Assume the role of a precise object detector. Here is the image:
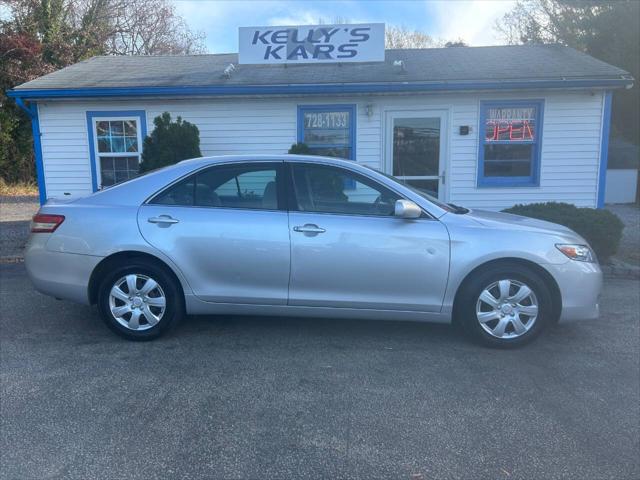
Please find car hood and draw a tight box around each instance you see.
[463,209,579,237]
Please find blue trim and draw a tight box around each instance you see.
[597,91,613,208]
[6,78,632,99]
[14,98,47,204]
[86,110,147,191]
[477,99,544,188]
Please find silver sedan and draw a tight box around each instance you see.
[25,155,602,347]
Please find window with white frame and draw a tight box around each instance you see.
[93,117,143,187]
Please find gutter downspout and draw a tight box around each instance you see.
[597,91,613,208]
[14,97,47,205]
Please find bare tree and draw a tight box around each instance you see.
[105,0,205,55]
[2,0,205,58]
[385,25,441,49]
[495,0,614,47]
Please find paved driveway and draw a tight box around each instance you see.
[0,195,38,259]
[1,264,638,480]
[607,204,640,266]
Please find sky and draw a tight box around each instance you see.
[173,0,517,53]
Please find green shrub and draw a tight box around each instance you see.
[288,142,312,154]
[503,202,624,262]
[139,113,202,172]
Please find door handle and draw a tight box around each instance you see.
[148,215,179,225]
[293,224,326,234]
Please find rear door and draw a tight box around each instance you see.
[287,162,450,312]
[138,162,290,305]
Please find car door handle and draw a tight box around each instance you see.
[148,215,179,225]
[293,224,326,234]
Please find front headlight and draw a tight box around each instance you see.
[555,244,596,263]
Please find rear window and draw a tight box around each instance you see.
[149,163,280,210]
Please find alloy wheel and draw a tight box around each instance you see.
[475,279,539,339]
[108,274,166,331]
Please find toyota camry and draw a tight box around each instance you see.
[25,155,602,347]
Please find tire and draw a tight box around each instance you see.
[97,260,184,340]
[455,264,553,348]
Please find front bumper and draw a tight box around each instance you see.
[24,235,102,305]
[547,260,603,322]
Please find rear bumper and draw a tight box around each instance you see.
[548,260,603,322]
[24,235,102,305]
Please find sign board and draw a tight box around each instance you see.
[238,23,385,64]
[485,106,537,142]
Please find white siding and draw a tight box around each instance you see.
[37,90,606,209]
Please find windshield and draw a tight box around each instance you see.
[361,165,458,213]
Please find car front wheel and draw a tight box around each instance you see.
[456,264,553,348]
[97,260,184,340]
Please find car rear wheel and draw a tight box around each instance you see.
[456,264,553,348]
[97,260,183,340]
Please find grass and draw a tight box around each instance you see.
[0,179,39,196]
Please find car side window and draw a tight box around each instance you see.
[291,164,400,216]
[150,164,280,210]
[196,166,278,209]
[150,176,195,206]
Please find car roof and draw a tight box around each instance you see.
[177,154,359,169]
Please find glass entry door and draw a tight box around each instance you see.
[385,110,447,200]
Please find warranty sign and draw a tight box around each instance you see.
[238,24,385,64]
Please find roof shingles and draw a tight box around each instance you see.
[13,44,632,91]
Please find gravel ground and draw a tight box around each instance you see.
[1,263,638,479]
[606,204,640,266]
[0,195,39,258]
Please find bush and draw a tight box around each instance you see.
[139,113,202,172]
[503,202,624,262]
[0,103,35,184]
[288,142,312,155]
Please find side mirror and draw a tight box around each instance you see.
[394,199,422,219]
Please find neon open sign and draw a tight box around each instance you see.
[485,106,537,142]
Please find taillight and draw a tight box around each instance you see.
[31,214,65,233]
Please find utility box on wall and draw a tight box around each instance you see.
[605,169,638,204]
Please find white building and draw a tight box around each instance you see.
[8,42,633,209]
